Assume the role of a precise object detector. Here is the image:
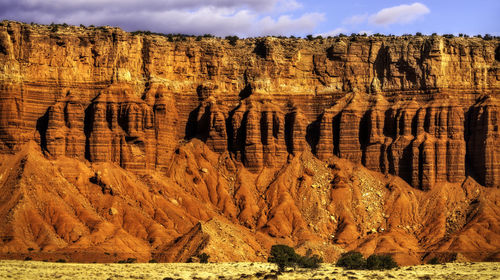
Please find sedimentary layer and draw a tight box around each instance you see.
[0,21,499,263]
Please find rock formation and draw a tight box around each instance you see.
[0,21,499,263]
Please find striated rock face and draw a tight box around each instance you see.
[467,96,500,187]
[45,91,86,158]
[230,97,287,171]
[0,21,498,187]
[0,21,499,263]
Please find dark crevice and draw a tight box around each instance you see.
[260,112,268,145]
[185,105,201,140]
[284,112,294,154]
[36,109,50,152]
[226,107,237,152]
[383,109,395,139]
[306,115,321,155]
[418,142,424,189]
[359,111,371,165]
[84,104,94,161]
[272,114,280,139]
[399,143,413,185]
[236,112,249,164]
[374,45,391,88]
[332,113,341,156]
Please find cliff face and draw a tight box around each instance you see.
[1,21,499,188]
[0,21,499,263]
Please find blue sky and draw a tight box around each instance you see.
[0,0,498,37]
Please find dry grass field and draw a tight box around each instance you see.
[0,260,499,280]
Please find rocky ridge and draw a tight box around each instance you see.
[0,21,499,263]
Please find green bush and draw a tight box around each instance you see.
[225,35,239,46]
[268,245,322,272]
[427,257,440,265]
[198,253,210,263]
[268,245,300,272]
[337,251,398,270]
[336,251,366,270]
[118,258,137,263]
[366,254,398,270]
[484,34,493,40]
[297,255,322,269]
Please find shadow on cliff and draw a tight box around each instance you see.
[35,110,49,153]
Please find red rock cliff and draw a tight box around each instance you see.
[1,21,498,187]
[0,21,499,263]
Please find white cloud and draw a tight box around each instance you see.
[0,0,318,37]
[369,2,430,26]
[342,14,368,25]
[340,2,430,29]
[258,13,324,36]
[316,27,347,37]
[0,0,291,13]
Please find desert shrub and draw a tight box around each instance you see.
[306,34,314,41]
[198,253,210,263]
[443,34,454,39]
[118,258,137,263]
[427,257,440,265]
[24,256,32,261]
[336,251,366,270]
[55,259,66,263]
[415,32,423,36]
[268,245,322,272]
[149,259,158,263]
[27,247,34,251]
[366,254,398,270]
[337,251,398,270]
[483,34,493,40]
[268,244,300,272]
[50,23,58,32]
[225,35,239,46]
[297,255,322,269]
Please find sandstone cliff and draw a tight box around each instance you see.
[0,21,499,263]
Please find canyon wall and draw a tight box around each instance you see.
[0,21,499,188]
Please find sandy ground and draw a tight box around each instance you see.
[0,260,499,280]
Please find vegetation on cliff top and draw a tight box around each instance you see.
[1,20,498,42]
